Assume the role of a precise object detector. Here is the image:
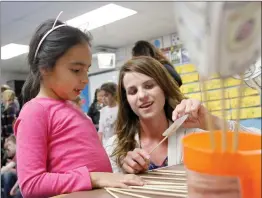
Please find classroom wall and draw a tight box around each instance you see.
[1,71,28,84]
[90,32,261,129]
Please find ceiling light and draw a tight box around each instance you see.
[93,52,116,69]
[66,3,137,31]
[1,43,29,60]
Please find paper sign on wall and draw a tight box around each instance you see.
[181,73,199,83]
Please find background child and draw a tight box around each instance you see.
[87,88,105,131]
[98,82,118,145]
[1,135,22,198]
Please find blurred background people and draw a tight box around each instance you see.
[87,88,105,131]
[98,83,118,145]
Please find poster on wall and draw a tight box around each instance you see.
[151,37,163,49]
[181,47,190,64]
[170,46,182,65]
[171,33,182,46]
[80,84,90,113]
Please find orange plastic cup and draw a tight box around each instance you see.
[183,131,261,198]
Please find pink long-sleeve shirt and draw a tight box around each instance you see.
[14,98,112,198]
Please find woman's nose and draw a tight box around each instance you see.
[138,89,148,100]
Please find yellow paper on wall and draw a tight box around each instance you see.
[226,87,239,98]
[244,87,258,96]
[210,74,220,79]
[205,79,222,90]
[175,64,196,74]
[207,100,230,111]
[231,96,261,108]
[181,82,200,94]
[181,73,199,83]
[202,89,229,101]
[225,78,241,87]
[185,92,202,101]
[212,110,231,120]
[231,107,261,119]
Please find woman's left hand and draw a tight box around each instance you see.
[172,99,210,130]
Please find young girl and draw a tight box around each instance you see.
[14,19,144,198]
[98,82,118,145]
[105,56,260,173]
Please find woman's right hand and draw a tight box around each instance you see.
[90,172,145,188]
[122,148,150,174]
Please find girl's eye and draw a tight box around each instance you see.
[71,69,80,73]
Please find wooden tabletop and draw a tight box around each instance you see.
[54,165,186,198]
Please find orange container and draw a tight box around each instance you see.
[183,131,261,198]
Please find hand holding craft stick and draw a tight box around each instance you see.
[149,114,189,155]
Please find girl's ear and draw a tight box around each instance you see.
[40,67,51,76]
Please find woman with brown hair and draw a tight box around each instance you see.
[105,56,259,174]
[132,40,182,87]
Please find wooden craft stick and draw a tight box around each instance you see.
[221,78,227,152]
[150,169,186,174]
[146,171,186,176]
[149,136,168,155]
[233,74,245,152]
[111,188,188,197]
[149,115,188,155]
[130,186,188,193]
[145,180,187,185]
[142,176,187,181]
[105,188,119,198]
[143,185,187,189]
[200,78,215,150]
[108,188,152,198]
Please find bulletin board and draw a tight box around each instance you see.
[161,44,261,127]
[175,63,261,121]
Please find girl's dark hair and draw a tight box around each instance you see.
[100,82,117,98]
[22,19,92,104]
[93,88,100,103]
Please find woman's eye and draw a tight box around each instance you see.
[128,89,137,95]
[145,84,154,89]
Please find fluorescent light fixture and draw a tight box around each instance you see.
[1,43,29,60]
[93,53,116,69]
[66,3,137,31]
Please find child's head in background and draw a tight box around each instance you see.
[4,135,16,158]
[73,95,82,108]
[22,19,92,104]
[100,82,117,107]
[2,89,15,103]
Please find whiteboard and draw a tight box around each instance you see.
[88,70,120,103]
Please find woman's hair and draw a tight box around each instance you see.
[100,82,117,99]
[22,19,92,104]
[111,56,185,167]
[2,89,15,102]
